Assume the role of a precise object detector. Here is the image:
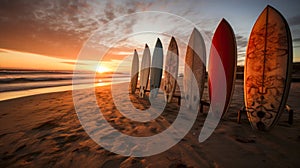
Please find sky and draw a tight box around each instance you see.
[0,0,299,72]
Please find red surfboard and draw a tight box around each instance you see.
[208,18,237,116]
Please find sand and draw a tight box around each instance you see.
[0,80,300,167]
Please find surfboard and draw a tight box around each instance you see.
[149,38,164,98]
[163,37,179,103]
[130,49,139,94]
[183,28,206,110]
[208,19,237,117]
[139,44,151,98]
[244,5,293,131]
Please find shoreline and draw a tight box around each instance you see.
[1,73,300,102]
[0,81,129,102]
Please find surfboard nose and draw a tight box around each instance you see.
[155,38,162,48]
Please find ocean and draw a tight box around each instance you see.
[0,69,130,101]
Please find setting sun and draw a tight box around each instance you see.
[96,65,111,73]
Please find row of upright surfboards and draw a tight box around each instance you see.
[130,37,179,100]
[130,5,293,131]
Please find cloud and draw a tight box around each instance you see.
[236,35,248,48]
[104,1,116,20]
[288,15,300,26]
[0,0,94,58]
[60,61,87,66]
[233,34,248,63]
[0,49,9,53]
[0,0,153,60]
[1,0,296,65]
[293,37,300,43]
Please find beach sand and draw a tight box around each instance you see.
[1,80,300,167]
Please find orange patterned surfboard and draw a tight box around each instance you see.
[244,5,293,131]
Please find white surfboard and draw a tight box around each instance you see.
[139,44,151,98]
[163,37,179,103]
[130,49,139,94]
[183,28,206,110]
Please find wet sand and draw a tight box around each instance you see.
[0,80,300,167]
